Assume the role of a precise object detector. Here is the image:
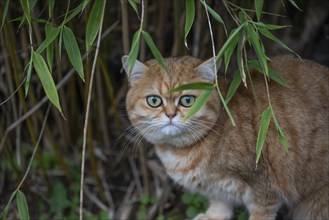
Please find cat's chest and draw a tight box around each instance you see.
[155,146,251,204]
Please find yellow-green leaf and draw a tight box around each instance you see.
[256,106,272,163]
[128,0,139,15]
[36,23,60,53]
[20,0,31,25]
[142,31,168,74]
[86,0,105,51]
[184,0,195,48]
[167,82,214,94]
[63,26,84,81]
[225,70,241,104]
[255,0,264,21]
[33,51,62,112]
[127,30,141,73]
[224,29,240,73]
[288,0,302,11]
[16,190,30,220]
[184,89,213,122]
[272,109,288,151]
[1,0,10,29]
[200,0,226,34]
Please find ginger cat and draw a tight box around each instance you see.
[122,55,329,220]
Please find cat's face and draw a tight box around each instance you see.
[123,56,220,148]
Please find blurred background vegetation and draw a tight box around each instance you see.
[0,0,328,219]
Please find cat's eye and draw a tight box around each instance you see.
[179,95,196,107]
[146,95,163,108]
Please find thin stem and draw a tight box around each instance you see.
[79,1,106,219]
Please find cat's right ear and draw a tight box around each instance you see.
[122,55,148,86]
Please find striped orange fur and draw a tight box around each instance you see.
[123,55,329,220]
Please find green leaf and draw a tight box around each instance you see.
[142,31,168,74]
[255,0,264,21]
[272,109,288,151]
[216,84,235,126]
[256,106,272,163]
[63,26,85,81]
[216,23,245,62]
[82,0,90,12]
[184,0,195,48]
[45,23,55,69]
[258,27,300,58]
[225,70,241,104]
[36,23,60,53]
[127,30,141,73]
[24,58,33,97]
[20,0,31,25]
[65,1,89,24]
[0,191,17,220]
[1,0,10,30]
[224,30,239,73]
[48,0,55,19]
[248,60,289,88]
[246,22,268,76]
[86,0,105,51]
[200,0,227,35]
[184,89,213,122]
[16,190,30,220]
[288,0,302,11]
[253,22,288,30]
[33,51,62,112]
[167,82,214,94]
[237,31,246,87]
[128,0,139,15]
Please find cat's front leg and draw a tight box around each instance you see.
[193,200,233,220]
[247,203,280,220]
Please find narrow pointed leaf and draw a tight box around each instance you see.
[226,70,241,104]
[65,1,88,24]
[184,89,213,122]
[256,106,272,163]
[0,191,17,219]
[258,27,300,58]
[45,23,55,69]
[127,30,141,73]
[82,0,90,11]
[33,51,62,112]
[63,26,84,81]
[128,0,139,15]
[200,0,226,34]
[272,110,288,151]
[20,0,31,25]
[255,0,264,21]
[142,31,168,74]
[216,24,245,62]
[248,60,289,88]
[24,58,33,97]
[86,0,105,51]
[48,0,55,19]
[224,29,240,73]
[253,22,288,30]
[167,82,214,94]
[16,190,30,220]
[246,23,268,75]
[36,24,60,53]
[1,0,10,29]
[288,0,302,11]
[184,0,195,48]
[237,32,247,87]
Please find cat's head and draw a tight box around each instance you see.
[123,56,221,148]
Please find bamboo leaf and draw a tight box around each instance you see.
[237,31,247,87]
[142,31,168,74]
[33,51,62,112]
[254,22,288,30]
[167,82,214,94]
[288,0,302,11]
[256,106,272,164]
[248,60,289,88]
[36,23,60,53]
[246,22,268,75]
[255,0,264,21]
[216,24,245,62]
[24,58,33,97]
[226,70,241,104]
[224,29,240,73]
[184,89,213,122]
[216,85,236,126]
[45,23,54,69]
[20,0,31,25]
[272,109,289,151]
[48,0,55,19]
[200,0,227,35]
[1,0,10,30]
[63,26,85,81]
[86,0,105,51]
[128,0,139,15]
[258,27,300,58]
[16,190,30,220]
[0,191,17,219]
[184,0,195,48]
[65,1,89,24]
[127,30,141,73]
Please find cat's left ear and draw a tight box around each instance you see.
[196,57,222,83]
[122,55,148,86]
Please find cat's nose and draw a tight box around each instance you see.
[165,112,177,119]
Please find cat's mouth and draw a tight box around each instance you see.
[160,123,181,136]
